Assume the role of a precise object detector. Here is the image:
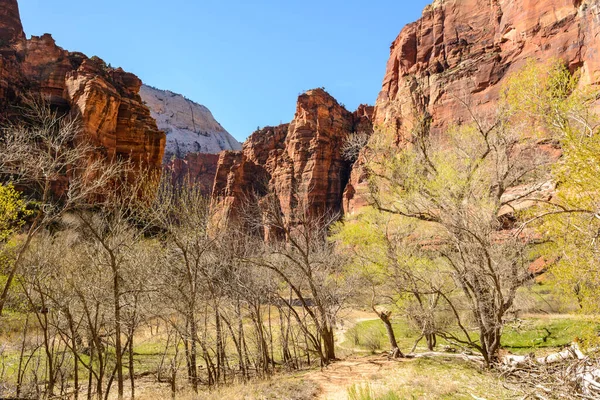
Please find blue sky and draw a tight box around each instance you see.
[18,0,431,142]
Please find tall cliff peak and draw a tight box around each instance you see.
[0,0,25,44]
[345,0,600,214]
[140,84,241,162]
[212,88,373,226]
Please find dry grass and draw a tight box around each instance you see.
[129,376,320,400]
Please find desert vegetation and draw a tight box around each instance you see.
[1,61,600,400]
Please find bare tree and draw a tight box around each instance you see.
[0,98,123,316]
[241,195,352,365]
[341,131,370,162]
[363,101,552,366]
[148,175,222,390]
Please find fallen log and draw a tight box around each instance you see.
[502,343,586,367]
[501,343,600,398]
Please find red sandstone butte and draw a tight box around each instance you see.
[212,89,373,224]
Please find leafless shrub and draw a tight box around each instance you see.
[0,97,126,316]
[341,131,370,162]
[502,355,600,399]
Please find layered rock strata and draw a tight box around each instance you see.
[0,0,165,170]
[212,89,373,225]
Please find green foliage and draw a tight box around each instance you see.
[506,60,600,318]
[335,58,595,362]
[0,183,29,242]
[347,316,595,356]
[501,58,584,137]
[502,318,599,354]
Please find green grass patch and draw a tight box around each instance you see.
[347,358,514,400]
[502,317,599,354]
[344,315,599,356]
[342,319,420,353]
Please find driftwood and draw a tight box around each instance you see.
[408,343,600,398]
[502,343,586,367]
[501,343,600,399]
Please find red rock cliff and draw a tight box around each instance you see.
[345,0,600,214]
[375,0,600,134]
[0,0,165,169]
[0,0,24,44]
[166,153,220,196]
[212,89,373,224]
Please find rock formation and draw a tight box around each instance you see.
[139,85,241,195]
[344,0,600,214]
[0,0,165,170]
[0,0,24,44]
[140,85,241,162]
[375,0,600,134]
[212,89,373,224]
[166,153,220,195]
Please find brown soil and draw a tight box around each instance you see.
[306,355,402,400]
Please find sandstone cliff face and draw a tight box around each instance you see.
[345,0,600,214]
[166,153,220,195]
[0,0,165,170]
[140,85,241,194]
[0,0,24,44]
[212,89,373,224]
[140,85,241,162]
[375,0,600,135]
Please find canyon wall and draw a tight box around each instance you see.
[7,0,599,218]
[140,85,241,195]
[0,0,165,170]
[212,89,373,224]
[213,0,600,220]
[344,0,600,214]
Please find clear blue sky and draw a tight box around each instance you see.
[18,0,431,142]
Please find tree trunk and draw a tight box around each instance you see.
[480,325,502,368]
[128,327,135,400]
[67,312,79,400]
[113,268,124,400]
[426,333,436,351]
[376,310,404,358]
[321,326,336,364]
[188,315,199,392]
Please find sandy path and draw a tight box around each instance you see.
[306,356,400,400]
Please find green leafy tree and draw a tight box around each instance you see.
[507,60,600,317]
[0,183,30,298]
[342,61,562,366]
[0,183,29,242]
[333,209,442,355]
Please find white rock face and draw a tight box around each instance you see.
[140,85,242,162]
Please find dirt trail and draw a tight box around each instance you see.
[306,356,402,400]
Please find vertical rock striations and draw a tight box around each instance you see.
[212,89,373,225]
[375,0,600,137]
[0,0,24,44]
[166,153,220,195]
